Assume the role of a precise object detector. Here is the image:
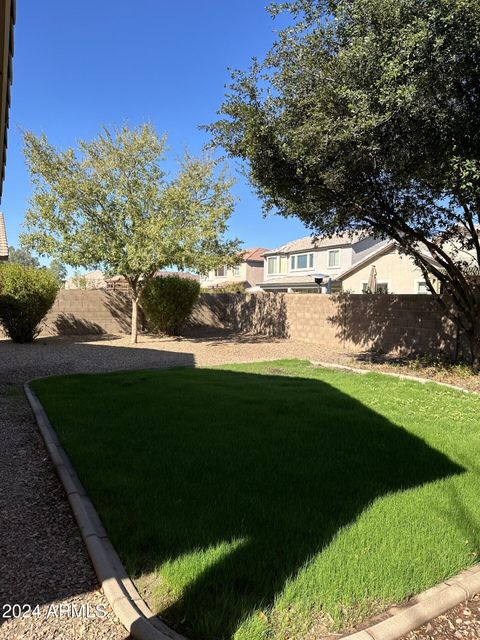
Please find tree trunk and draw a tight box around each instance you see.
[467,325,480,372]
[131,295,139,344]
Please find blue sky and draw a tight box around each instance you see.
[2,0,309,263]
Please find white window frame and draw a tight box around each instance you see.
[328,249,340,268]
[266,255,287,276]
[415,279,431,294]
[231,265,241,277]
[267,256,279,275]
[290,252,314,271]
[214,265,227,278]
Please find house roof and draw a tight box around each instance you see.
[259,274,321,287]
[0,0,15,199]
[155,270,199,280]
[263,232,366,256]
[241,247,269,261]
[0,211,7,258]
[105,271,199,282]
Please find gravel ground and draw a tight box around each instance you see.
[401,595,480,640]
[0,328,478,640]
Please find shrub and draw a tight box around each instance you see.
[209,282,247,294]
[141,275,201,335]
[0,264,59,342]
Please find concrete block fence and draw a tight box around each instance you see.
[39,289,464,359]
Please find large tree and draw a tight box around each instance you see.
[22,124,239,342]
[8,246,40,268]
[210,0,480,366]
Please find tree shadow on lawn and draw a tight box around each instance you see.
[35,366,465,640]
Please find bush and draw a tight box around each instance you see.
[209,282,247,294]
[141,275,201,336]
[0,264,59,342]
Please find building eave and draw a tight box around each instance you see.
[0,0,14,200]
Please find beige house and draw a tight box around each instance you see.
[0,211,7,260]
[337,241,440,294]
[260,233,385,292]
[200,248,268,291]
[65,270,107,290]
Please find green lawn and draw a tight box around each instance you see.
[31,360,480,640]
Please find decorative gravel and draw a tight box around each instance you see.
[401,595,480,640]
[0,328,478,639]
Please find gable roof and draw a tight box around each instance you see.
[241,247,269,261]
[0,211,7,258]
[263,232,367,256]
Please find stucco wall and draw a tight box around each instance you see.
[245,261,264,287]
[341,248,435,294]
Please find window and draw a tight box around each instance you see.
[232,266,240,277]
[416,281,431,294]
[377,282,389,294]
[362,282,389,294]
[291,252,314,270]
[267,256,278,275]
[267,255,287,275]
[200,273,208,281]
[214,265,227,277]
[328,249,340,268]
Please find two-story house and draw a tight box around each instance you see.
[260,233,384,292]
[200,248,268,291]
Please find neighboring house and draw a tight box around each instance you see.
[0,0,14,199]
[106,270,199,291]
[337,241,441,294]
[0,1,16,241]
[260,233,385,293]
[200,248,268,291]
[0,211,7,260]
[65,270,107,290]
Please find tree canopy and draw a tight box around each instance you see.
[210,0,480,365]
[22,124,240,342]
[8,246,40,268]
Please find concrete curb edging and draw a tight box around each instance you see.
[24,381,187,640]
[25,364,480,640]
[311,360,480,639]
[311,360,476,394]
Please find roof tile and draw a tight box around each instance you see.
[0,212,8,258]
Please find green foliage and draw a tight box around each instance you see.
[141,275,201,336]
[8,246,40,268]
[49,258,67,283]
[22,123,240,341]
[209,281,247,294]
[0,263,59,342]
[210,0,480,364]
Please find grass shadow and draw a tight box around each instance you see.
[31,364,465,639]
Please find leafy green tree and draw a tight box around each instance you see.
[22,124,239,342]
[49,258,67,284]
[210,0,480,366]
[8,246,40,268]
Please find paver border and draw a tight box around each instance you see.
[24,362,480,640]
